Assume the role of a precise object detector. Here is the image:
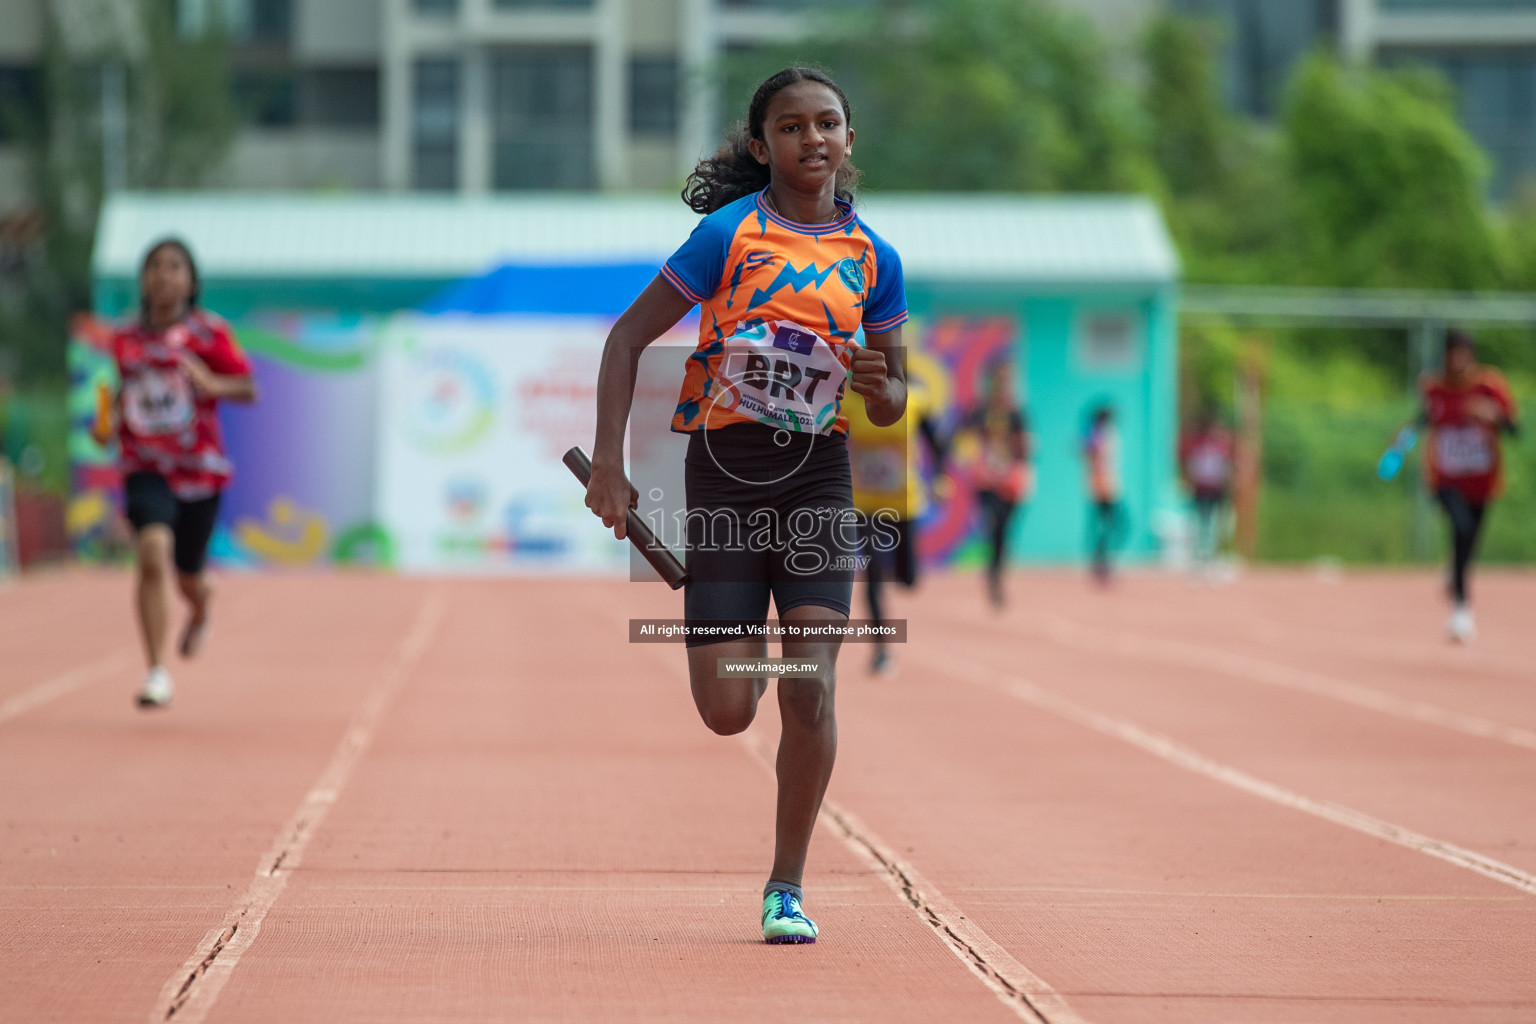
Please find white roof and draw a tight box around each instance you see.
[95,192,1179,286]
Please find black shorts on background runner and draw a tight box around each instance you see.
[124,471,222,575]
[683,423,855,648]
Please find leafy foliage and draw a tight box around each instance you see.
[1282,56,1504,292]
[724,0,1157,194]
[0,0,237,387]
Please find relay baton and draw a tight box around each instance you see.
[563,446,690,590]
[1376,426,1417,481]
[93,383,113,444]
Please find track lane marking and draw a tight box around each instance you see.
[1217,605,1536,680]
[0,647,139,727]
[148,584,448,1023]
[2,600,273,729]
[953,885,1523,901]
[942,607,1536,754]
[736,736,1090,1024]
[917,647,1536,897]
[622,624,1089,1024]
[817,796,1093,1024]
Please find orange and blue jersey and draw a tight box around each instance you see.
[661,188,908,435]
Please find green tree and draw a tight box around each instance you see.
[726,0,1158,195]
[1144,14,1227,199]
[0,0,237,386]
[1141,14,1290,287]
[1282,54,1505,291]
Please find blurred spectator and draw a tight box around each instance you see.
[1417,328,1519,644]
[1083,403,1124,586]
[1179,406,1234,577]
[848,360,945,673]
[958,362,1030,608]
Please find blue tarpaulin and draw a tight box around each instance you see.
[419,263,664,316]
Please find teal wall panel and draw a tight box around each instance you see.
[906,280,1179,565]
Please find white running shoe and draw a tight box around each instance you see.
[1447,604,1476,645]
[136,667,174,708]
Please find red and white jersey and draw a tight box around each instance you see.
[1179,427,1234,497]
[113,310,253,500]
[1421,368,1517,503]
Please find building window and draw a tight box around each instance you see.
[1076,311,1143,372]
[234,70,298,126]
[301,69,380,129]
[0,66,42,144]
[492,49,594,189]
[177,0,292,43]
[719,0,864,6]
[1382,1,1536,9]
[249,0,292,42]
[493,0,594,8]
[1170,0,1334,118]
[630,58,679,137]
[414,59,459,190]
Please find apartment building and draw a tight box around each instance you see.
[377,0,810,193]
[1,0,1533,204]
[1173,0,1536,194]
[1349,0,1536,195]
[0,0,821,202]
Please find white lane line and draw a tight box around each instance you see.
[987,610,1536,754]
[149,585,448,1023]
[1233,607,1536,681]
[737,738,1087,1024]
[917,648,1536,898]
[625,614,1091,1023]
[823,797,1087,1024]
[0,647,138,727]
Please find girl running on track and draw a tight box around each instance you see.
[1415,328,1518,643]
[92,239,257,707]
[586,67,908,944]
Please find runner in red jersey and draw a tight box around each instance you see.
[1179,407,1234,578]
[1418,329,1518,643]
[94,239,258,706]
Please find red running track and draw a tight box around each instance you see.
[1,567,1533,1022]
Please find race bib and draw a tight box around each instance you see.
[712,320,847,434]
[122,368,195,437]
[1436,425,1493,477]
[1188,447,1230,488]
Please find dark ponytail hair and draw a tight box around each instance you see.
[682,66,862,215]
[139,237,201,320]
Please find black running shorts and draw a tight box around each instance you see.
[124,471,222,575]
[682,423,855,648]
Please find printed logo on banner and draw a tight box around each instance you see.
[445,477,487,524]
[403,348,496,454]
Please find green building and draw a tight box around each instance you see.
[94,192,1180,565]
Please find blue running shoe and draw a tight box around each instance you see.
[762,890,818,944]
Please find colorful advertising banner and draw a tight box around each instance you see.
[68,314,389,568]
[910,316,1022,568]
[69,309,1022,574]
[375,315,633,573]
